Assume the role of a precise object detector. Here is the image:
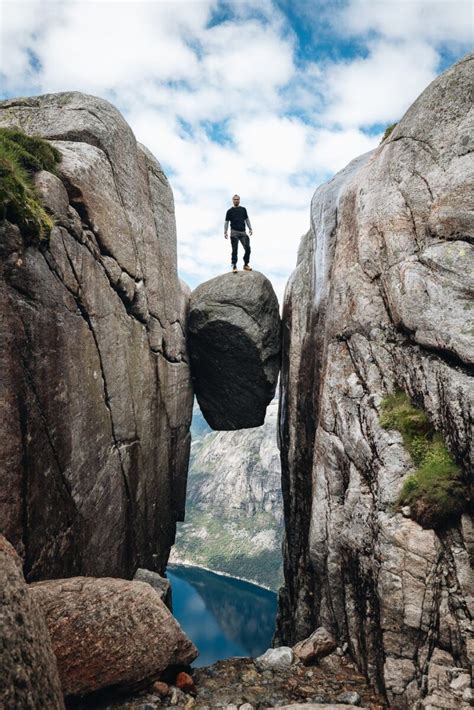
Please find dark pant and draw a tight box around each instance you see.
[231,232,251,265]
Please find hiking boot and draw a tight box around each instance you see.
[243,264,252,271]
[232,265,238,273]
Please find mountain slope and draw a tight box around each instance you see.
[170,401,283,591]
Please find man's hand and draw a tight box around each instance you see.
[224,233,228,239]
[249,229,253,236]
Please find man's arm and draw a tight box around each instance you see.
[245,215,253,236]
[224,209,231,238]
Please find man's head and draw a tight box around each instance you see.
[232,194,240,206]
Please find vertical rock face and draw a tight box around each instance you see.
[0,536,64,709]
[277,55,473,709]
[0,92,193,580]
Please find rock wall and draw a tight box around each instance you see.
[0,93,193,581]
[0,536,64,709]
[277,55,473,708]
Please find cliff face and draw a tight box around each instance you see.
[0,93,193,581]
[277,55,473,709]
[170,401,284,590]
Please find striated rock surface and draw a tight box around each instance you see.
[0,92,193,580]
[277,55,473,709]
[29,576,198,697]
[0,536,64,709]
[188,271,280,430]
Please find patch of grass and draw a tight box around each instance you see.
[0,127,61,242]
[380,390,467,528]
[380,122,397,143]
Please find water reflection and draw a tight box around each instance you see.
[168,564,277,667]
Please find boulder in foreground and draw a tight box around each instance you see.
[29,576,198,697]
[293,627,337,664]
[188,271,280,430]
[0,536,64,709]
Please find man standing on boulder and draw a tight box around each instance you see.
[224,194,253,273]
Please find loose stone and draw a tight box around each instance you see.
[255,647,294,672]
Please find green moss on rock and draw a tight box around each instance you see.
[0,127,61,242]
[380,122,397,143]
[380,390,467,528]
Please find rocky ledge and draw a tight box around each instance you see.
[73,652,386,709]
[188,271,280,430]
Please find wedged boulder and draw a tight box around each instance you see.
[29,576,198,697]
[0,536,64,709]
[188,271,280,430]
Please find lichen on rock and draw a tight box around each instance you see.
[0,127,60,241]
[380,389,467,528]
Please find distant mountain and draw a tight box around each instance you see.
[170,401,283,591]
[190,402,212,440]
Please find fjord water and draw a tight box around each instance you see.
[167,564,277,667]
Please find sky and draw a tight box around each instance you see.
[1,0,472,302]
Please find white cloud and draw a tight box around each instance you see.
[0,1,51,90]
[231,115,308,174]
[342,0,473,44]
[36,1,210,93]
[201,19,295,91]
[308,127,380,174]
[322,39,439,127]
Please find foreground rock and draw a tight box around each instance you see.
[0,92,192,580]
[133,568,171,607]
[75,653,384,708]
[0,536,64,709]
[276,54,473,709]
[255,647,294,671]
[29,576,198,697]
[188,271,280,429]
[273,705,361,710]
[293,628,337,664]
